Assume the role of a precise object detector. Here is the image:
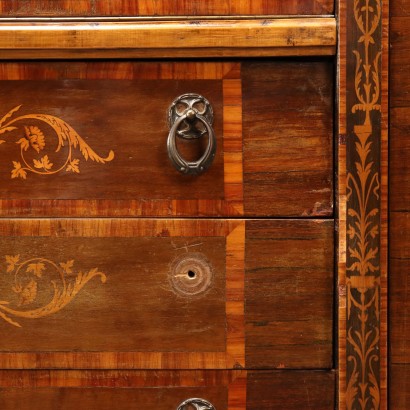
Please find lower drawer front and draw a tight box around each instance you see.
[0,219,333,370]
[0,370,335,410]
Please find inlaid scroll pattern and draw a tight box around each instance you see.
[346,0,381,409]
[0,256,107,328]
[0,105,114,179]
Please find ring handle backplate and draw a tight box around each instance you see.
[167,93,217,176]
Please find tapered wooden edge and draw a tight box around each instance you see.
[0,18,336,58]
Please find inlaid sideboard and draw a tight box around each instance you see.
[0,1,394,409]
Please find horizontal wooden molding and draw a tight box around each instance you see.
[0,18,336,59]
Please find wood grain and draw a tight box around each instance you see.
[242,60,334,217]
[0,369,337,410]
[390,5,409,410]
[390,365,410,410]
[0,219,245,370]
[0,0,334,16]
[0,19,337,59]
[0,370,246,410]
[337,1,348,407]
[246,371,335,410]
[245,220,334,369]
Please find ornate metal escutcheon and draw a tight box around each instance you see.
[176,398,216,410]
[167,93,216,176]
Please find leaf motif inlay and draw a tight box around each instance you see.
[0,256,107,328]
[0,105,114,179]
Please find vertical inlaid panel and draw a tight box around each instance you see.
[339,0,388,408]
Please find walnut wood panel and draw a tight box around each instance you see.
[390,365,410,410]
[0,0,334,16]
[0,60,334,218]
[0,219,245,369]
[0,370,246,410]
[245,220,334,369]
[242,60,334,217]
[0,19,337,59]
[390,6,409,410]
[390,108,410,211]
[247,371,335,410]
[391,0,410,16]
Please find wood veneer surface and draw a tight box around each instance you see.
[390,7,410,409]
[245,219,334,369]
[242,60,334,217]
[0,0,334,16]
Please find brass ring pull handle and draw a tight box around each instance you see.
[176,398,216,410]
[167,93,216,175]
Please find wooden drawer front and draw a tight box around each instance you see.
[0,1,334,17]
[0,371,244,410]
[0,370,336,410]
[0,60,333,218]
[0,219,333,370]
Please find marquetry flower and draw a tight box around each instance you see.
[33,155,53,171]
[11,161,27,180]
[26,262,46,278]
[12,279,38,306]
[26,125,46,152]
[60,260,74,274]
[5,255,20,273]
[66,159,80,173]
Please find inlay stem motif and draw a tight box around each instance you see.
[0,256,107,328]
[0,105,114,179]
[346,0,382,409]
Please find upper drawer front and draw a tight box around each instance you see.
[0,1,334,16]
[0,60,333,217]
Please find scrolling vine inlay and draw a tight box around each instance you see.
[0,105,114,179]
[0,256,107,328]
[346,0,382,408]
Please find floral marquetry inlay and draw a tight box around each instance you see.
[0,255,107,328]
[0,105,114,179]
[346,0,382,409]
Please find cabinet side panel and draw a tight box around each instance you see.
[390,6,409,410]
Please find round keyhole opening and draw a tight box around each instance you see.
[169,253,213,297]
[187,270,196,279]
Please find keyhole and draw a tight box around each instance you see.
[187,270,196,279]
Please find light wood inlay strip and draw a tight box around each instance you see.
[0,18,336,58]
